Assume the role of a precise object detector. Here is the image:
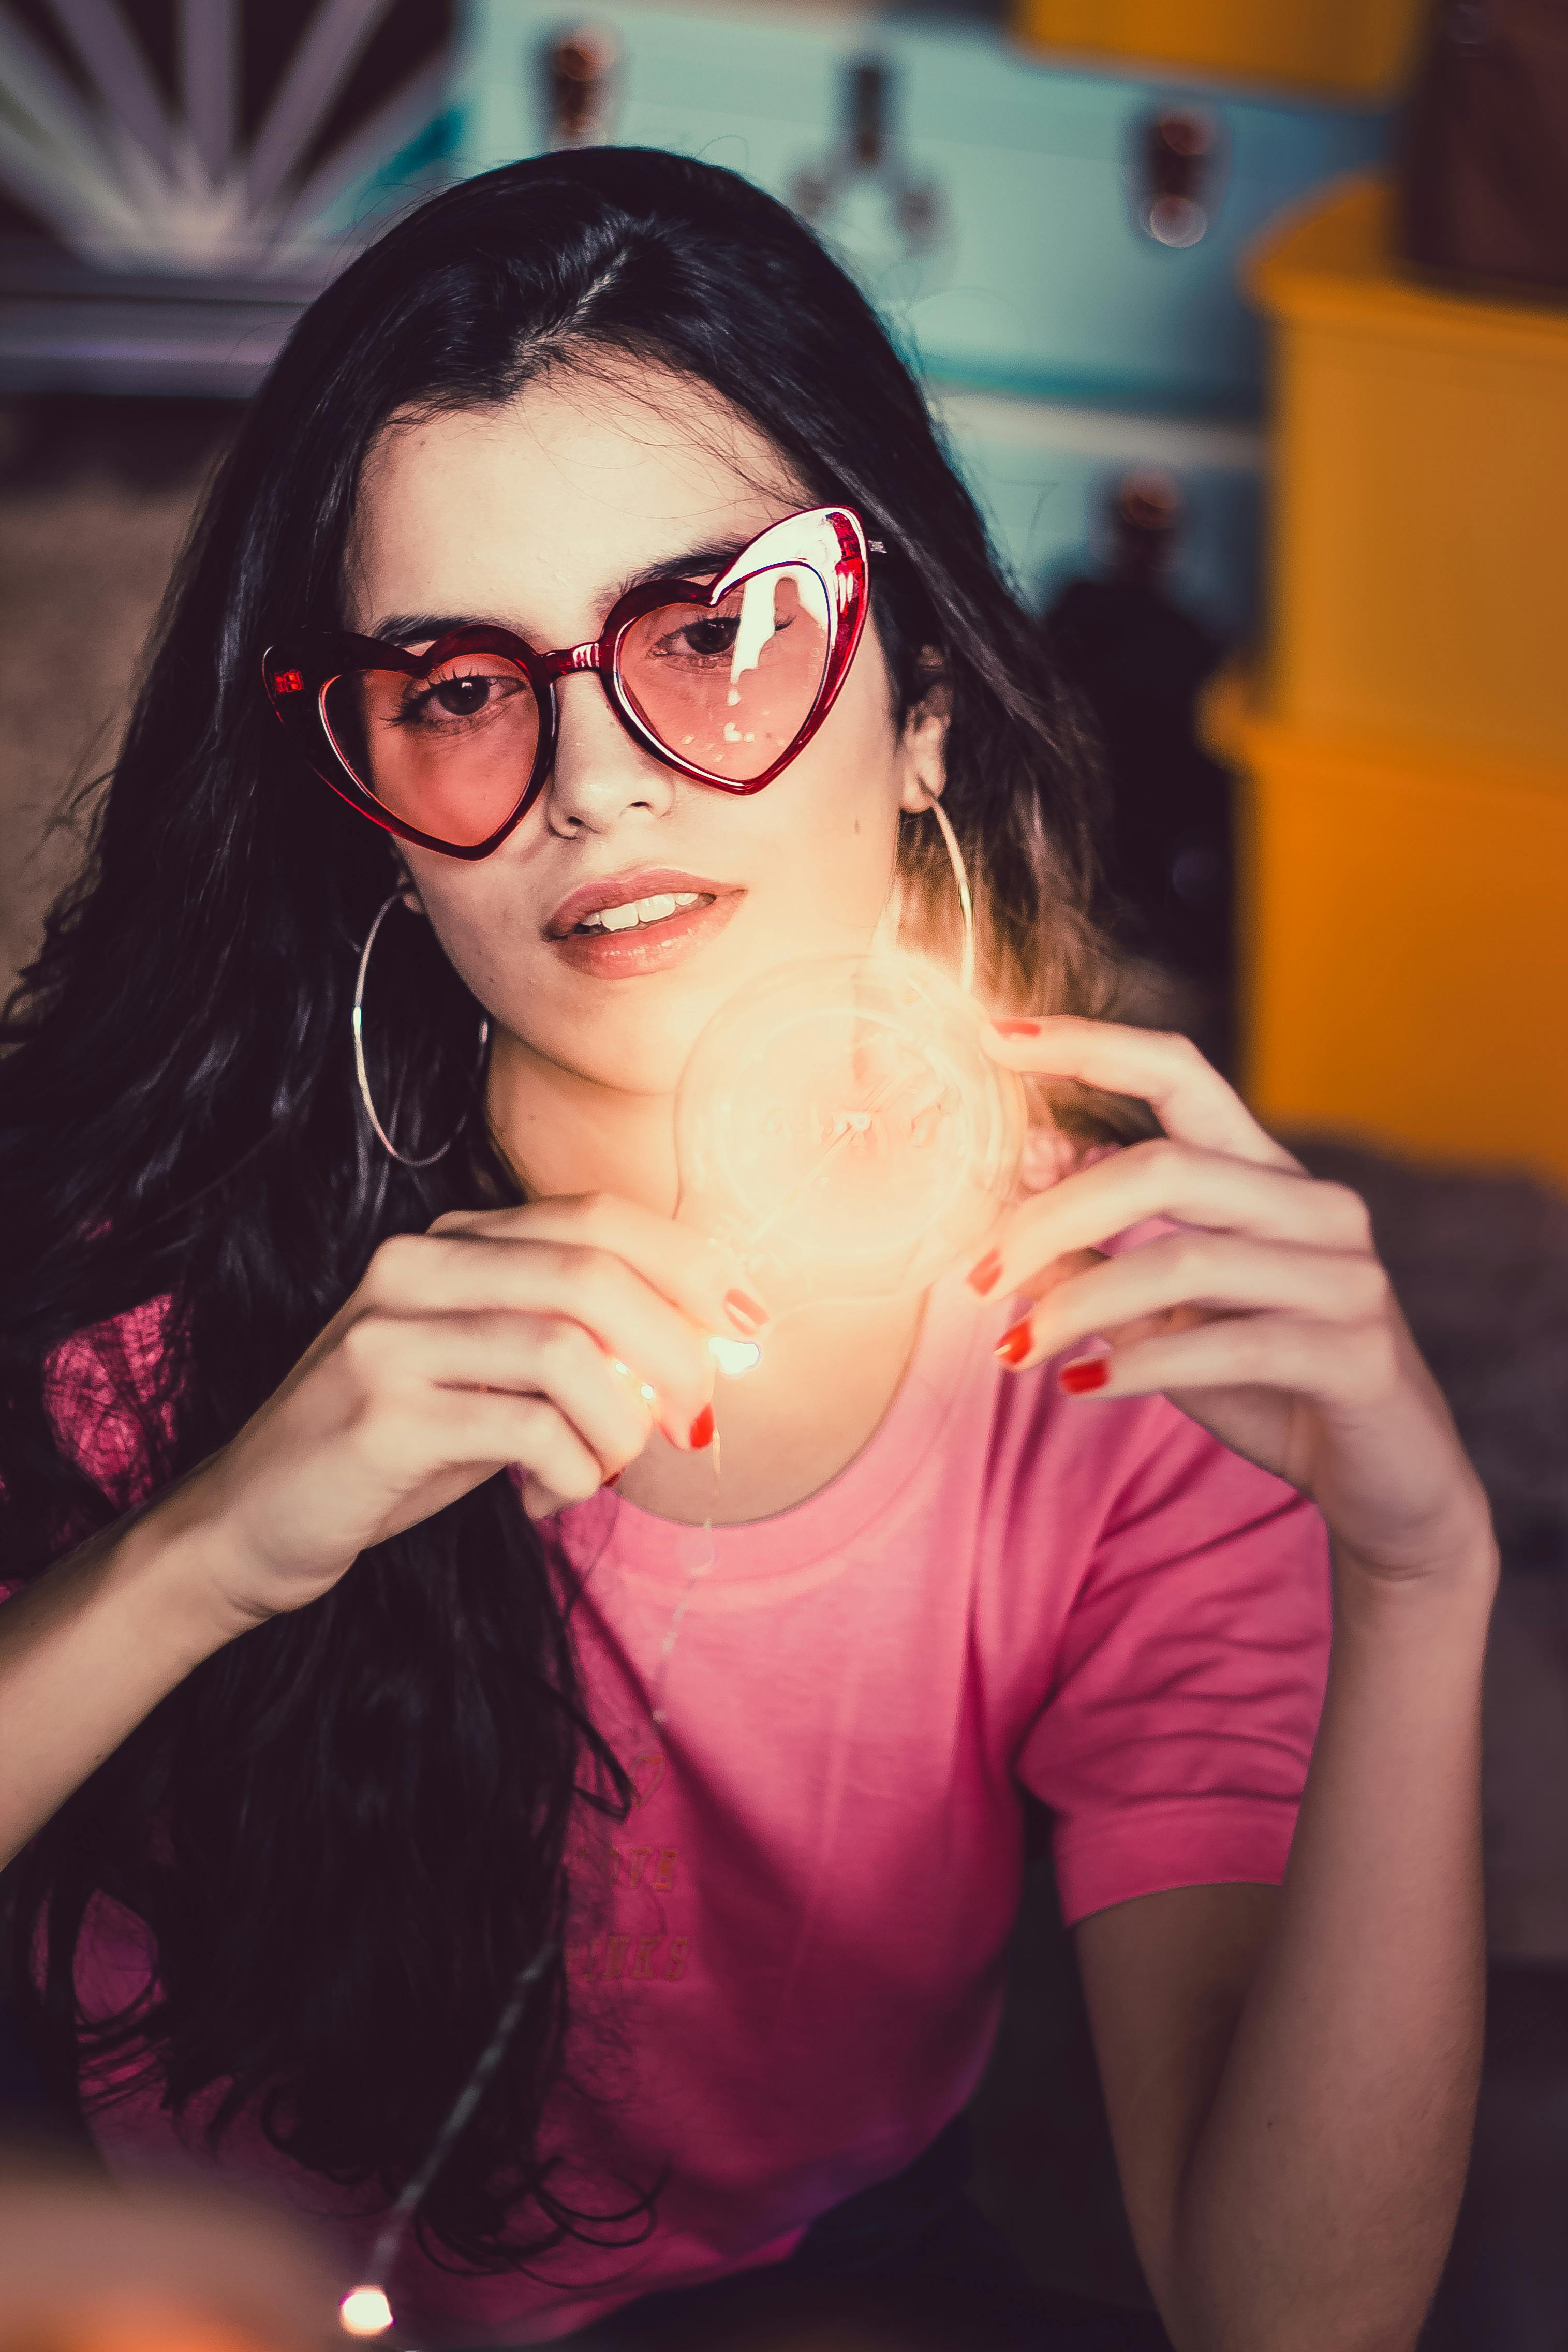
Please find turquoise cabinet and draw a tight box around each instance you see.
[935,388,1261,641]
[454,1,1389,418]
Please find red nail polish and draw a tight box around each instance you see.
[1059,1357,1110,1395]
[723,1288,767,1335]
[967,1248,1003,1297]
[994,1319,1032,1367]
[991,1018,1040,1037]
[689,1404,715,1450]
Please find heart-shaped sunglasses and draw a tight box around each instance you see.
[263,505,872,860]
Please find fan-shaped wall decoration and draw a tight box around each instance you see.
[0,0,455,392]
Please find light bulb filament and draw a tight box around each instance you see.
[744,1060,929,1250]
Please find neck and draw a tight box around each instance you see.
[482,1020,931,1527]
[486,1025,680,1211]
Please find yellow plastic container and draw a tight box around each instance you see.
[1206,674,1568,1188]
[1011,0,1423,98]
[1249,175,1568,771]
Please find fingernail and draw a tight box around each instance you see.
[994,1319,1032,1368]
[991,1018,1040,1037]
[967,1248,1003,1297]
[689,1404,715,1451]
[723,1287,768,1335]
[1059,1357,1110,1396]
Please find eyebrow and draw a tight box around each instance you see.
[367,539,749,649]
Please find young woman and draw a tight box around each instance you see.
[0,151,1495,2351]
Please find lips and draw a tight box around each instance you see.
[545,867,735,940]
[545,866,744,979]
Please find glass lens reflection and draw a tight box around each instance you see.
[324,655,539,845]
[619,566,831,783]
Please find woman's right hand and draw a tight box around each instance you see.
[178,1195,761,1634]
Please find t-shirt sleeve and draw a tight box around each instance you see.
[1015,1404,1332,1927]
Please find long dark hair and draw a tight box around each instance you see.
[0,150,1106,2268]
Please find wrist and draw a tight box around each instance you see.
[1331,1527,1499,1644]
[107,1470,273,1661]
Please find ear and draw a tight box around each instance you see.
[894,652,951,817]
[391,853,426,917]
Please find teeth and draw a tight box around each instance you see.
[578,891,704,934]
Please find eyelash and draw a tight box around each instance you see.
[382,581,785,714]
[391,670,510,728]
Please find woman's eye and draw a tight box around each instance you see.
[403,669,521,723]
[431,676,494,716]
[676,616,741,659]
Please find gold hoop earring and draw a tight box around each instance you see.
[352,893,491,1168]
[878,799,976,993]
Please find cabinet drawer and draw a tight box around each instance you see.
[1013,0,1422,101]
[1250,177,1568,768]
[1210,676,1568,1187]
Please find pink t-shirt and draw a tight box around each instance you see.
[42,1265,1330,2346]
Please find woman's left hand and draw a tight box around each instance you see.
[972,1018,1495,1587]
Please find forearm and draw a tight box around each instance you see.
[1170,1543,1496,2352]
[0,1482,244,1871]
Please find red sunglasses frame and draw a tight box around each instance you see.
[262,504,873,861]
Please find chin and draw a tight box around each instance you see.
[526,1004,712,1099]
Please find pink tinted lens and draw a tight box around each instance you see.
[618,566,832,784]
[323,653,540,847]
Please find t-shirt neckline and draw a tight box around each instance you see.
[559,1274,995,1590]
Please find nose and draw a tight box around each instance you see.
[544,670,676,837]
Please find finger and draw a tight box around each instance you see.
[1023,1310,1401,1413]
[994,1232,1391,1372]
[966,1137,1372,1298]
[427,1192,769,1340]
[1014,1246,1109,1305]
[362,1311,658,1470]
[521,1472,584,1523]
[355,1231,714,1443]
[382,1387,612,1501]
[984,1017,1300,1170]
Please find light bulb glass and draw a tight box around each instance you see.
[675,951,1025,1313]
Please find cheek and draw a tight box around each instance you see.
[767,653,904,879]
[396,858,533,1011]
[726,776,892,948]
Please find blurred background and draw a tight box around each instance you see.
[1,3,1566,2347]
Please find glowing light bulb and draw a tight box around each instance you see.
[676,951,1025,1315]
[339,2283,395,2336]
